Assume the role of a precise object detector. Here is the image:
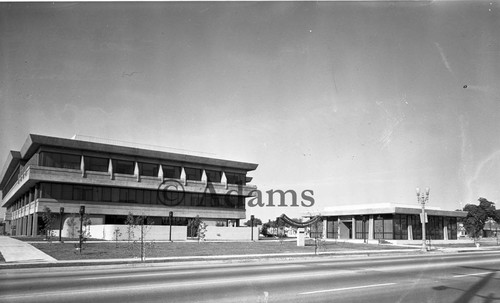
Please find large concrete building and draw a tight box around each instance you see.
[0,134,258,237]
[310,203,467,242]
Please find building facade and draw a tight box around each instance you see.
[0,134,258,237]
[309,204,467,242]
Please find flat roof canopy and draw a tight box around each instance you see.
[305,203,467,218]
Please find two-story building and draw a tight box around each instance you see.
[0,134,258,237]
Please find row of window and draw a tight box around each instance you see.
[325,215,459,240]
[39,182,245,209]
[38,152,246,184]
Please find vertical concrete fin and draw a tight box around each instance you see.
[180,167,187,185]
[158,164,164,180]
[134,162,140,182]
[108,159,114,180]
[201,169,207,184]
[221,171,228,189]
[81,155,85,177]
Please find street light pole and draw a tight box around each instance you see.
[416,187,430,252]
[79,206,85,251]
[169,211,173,242]
[250,215,254,241]
[59,207,64,242]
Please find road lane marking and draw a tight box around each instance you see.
[453,272,493,278]
[77,264,305,280]
[79,271,197,280]
[0,270,347,300]
[298,282,396,295]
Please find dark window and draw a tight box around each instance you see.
[226,173,246,185]
[62,184,73,200]
[85,156,109,172]
[40,152,81,170]
[52,183,62,199]
[102,187,111,202]
[206,170,222,183]
[73,186,93,201]
[113,160,135,175]
[41,183,52,198]
[119,188,128,202]
[144,190,152,204]
[140,163,159,177]
[92,187,101,201]
[136,190,144,204]
[162,165,181,179]
[111,188,120,202]
[185,167,202,181]
[128,189,136,203]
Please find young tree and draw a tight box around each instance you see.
[198,221,207,242]
[463,197,498,244]
[125,212,136,243]
[77,213,92,253]
[135,215,153,262]
[66,214,77,239]
[41,206,55,242]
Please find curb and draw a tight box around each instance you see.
[0,249,428,270]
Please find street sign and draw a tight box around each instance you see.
[420,213,428,223]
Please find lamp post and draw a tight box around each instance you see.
[59,207,64,242]
[169,211,173,242]
[416,187,430,252]
[79,206,85,251]
[250,215,255,241]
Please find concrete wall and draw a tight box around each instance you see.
[205,226,259,241]
[87,225,187,241]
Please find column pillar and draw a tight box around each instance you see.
[351,217,356,240]
[32,213,39,236]
[443,225,448,240]
[35,184,39,200]
[27,214,33,236]
[408,224,413,240]
[21,216,25,235]
[322,218,327,239]
[337,217,341,239]
[368,215,374,240]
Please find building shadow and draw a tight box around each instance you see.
[433,271,499,302]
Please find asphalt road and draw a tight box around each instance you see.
[1,251,499,303]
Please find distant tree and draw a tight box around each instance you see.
[244,217,262,227]
[463,197,498,243]
[198,221,208,242]
[41,206,55,242]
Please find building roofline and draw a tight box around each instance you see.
[1,134,258,189]
[304,203,467,218]
[0,151,21,189]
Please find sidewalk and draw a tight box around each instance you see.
[0,236,57,263]
[1,236,498,269]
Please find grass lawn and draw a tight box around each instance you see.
[30,239,411,261]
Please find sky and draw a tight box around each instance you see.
[0,1,499,221]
